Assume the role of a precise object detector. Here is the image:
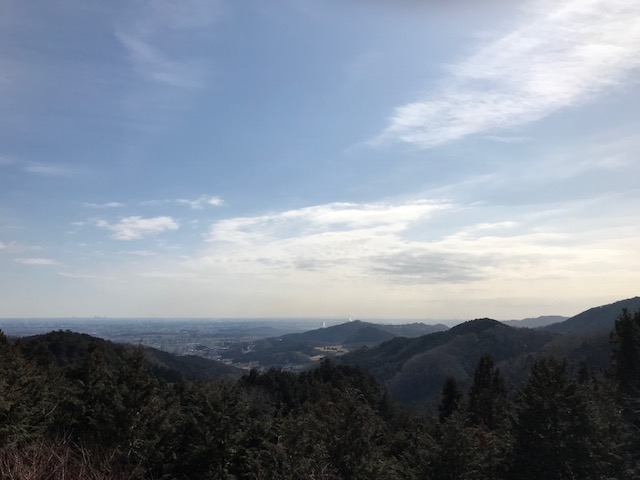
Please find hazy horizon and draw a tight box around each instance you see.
[0,312,569,326]
[2,1,639,320]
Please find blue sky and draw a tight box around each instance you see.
[1,0,639,320]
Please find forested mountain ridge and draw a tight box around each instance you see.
[340,319,558,409]
[16,329,243,383]
[540,296,640,335]
[339,298,640,409]
[223,319,447,368]
[501,315,568,328]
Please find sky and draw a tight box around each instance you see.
[1,0,639,321]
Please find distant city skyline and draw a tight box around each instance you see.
[1,1,639,320]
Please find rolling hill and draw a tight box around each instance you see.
[224,320,448,367]
[540,297,640,335]
[337,296,640,411]
[340,318,559,409]
[502,315,568,328]
[16,330,244,382]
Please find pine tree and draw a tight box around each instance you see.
[609,308,640,473]
[511,357,611,480]
[610,308,640,396]
[468,354,507,430]
[438,375,463,422]
[70,343,119,445]
[433,410,484,480]
[0,332,54,448]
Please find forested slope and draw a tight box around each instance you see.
[341,319,558,408]
[0,309,638,479]
[541,296,640,335]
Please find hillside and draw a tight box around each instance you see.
[224,320,447,367]
[341,319,562,409]
[0,321,636,479]
[502,315,568,328]
[17,330,243,382]
[340,300,638,410]
[541,297,640,335]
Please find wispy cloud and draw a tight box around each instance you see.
[97,216,179,240]
[0,241,17,251]
[141,195,224,209]
[122,250,159,257]
[58,271,115,280]
[375,0,640,148]
[17,257,61,266]
[139,271,198,280]
[176,195,224,209]
[116,0,221,90]
[207,200,449,246]
[185,195,639,291]
[0,157,79,177]
[197,200,463,281]
[84,202,125,209]
[24,164,62,176]
[116,32,204,89]
[21,161,84,177]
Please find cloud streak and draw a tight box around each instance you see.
[207,200,449,246]
[196,200,493,284]
[17,257,61,266]
[97,216,179,240]
[185,196,639,293]
[116,0,221,90]
[176,195,224,209]
[376,0,640,148]
[116,32,204,89]
[84,202,125,209]
[0,241,13,251]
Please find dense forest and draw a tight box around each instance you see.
[1,310,639,479]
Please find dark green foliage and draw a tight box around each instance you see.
[0,333,58,448]
[544,296,640,335]
[467,354,507,430]
[433,408,513,480]
[434,364,512,480]
[64,343,120,444]
[144,347,243,382]
[1,316,640,479]
[610,308,640,396]
[342,318,557,410]
[609,308,640,468]
[510,357,618,480]
[438,375,463,422]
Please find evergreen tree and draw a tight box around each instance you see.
[468,354,507,430]
[0,332,54,448]
[438,375,463,422]
[511,357,612,480]
[609,308,640,472]
[610,308,640,396]
[433,410,484,480]
[67,343,119,445]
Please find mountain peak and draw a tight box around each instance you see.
[450,318,505,335]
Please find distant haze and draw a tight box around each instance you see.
[1,1,639,319]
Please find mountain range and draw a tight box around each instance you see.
[539,296,640,335]
[222,320,448,367]
[501,315,568,328]
[336,297,639,409]
[6,296,638,413]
